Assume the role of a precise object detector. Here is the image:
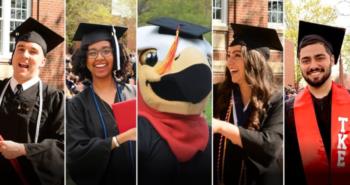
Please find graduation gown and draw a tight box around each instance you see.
[66,83,136,185]
[213,84,283,185]
[0,78,64,185]
[285,86,350,185]
[138,116,212,185]
[285,95,314,185]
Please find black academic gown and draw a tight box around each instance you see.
[0,78,64,185]
[67,84,136,185]
[285,90,333,185]
[213,84,283,185]
[138,116,212,185]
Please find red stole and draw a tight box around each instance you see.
[0,135,30,185]
[294,83,350,185]
[138,92,209,162]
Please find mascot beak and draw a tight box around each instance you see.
[156,26,180,75]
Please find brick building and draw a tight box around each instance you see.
[213,0,285,85]
[0,0,65,89]
[284,39,295,87]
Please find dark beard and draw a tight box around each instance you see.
[302,66,331,87]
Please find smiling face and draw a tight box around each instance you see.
[86,40,114,81]
[12,41,46,83]
[299,43,333,87]
[226,45,247,86]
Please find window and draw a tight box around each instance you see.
[0,0,30,61]
[213,0,227,25]
[10,0,29,51]
[213,0,222,20]
[268,0,283,24]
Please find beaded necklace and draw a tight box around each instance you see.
[216,93,233,185]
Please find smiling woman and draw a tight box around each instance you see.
[66,23,136,185]
[86,41,114,84]
[213,24,283,185]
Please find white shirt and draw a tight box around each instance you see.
[10,77,40,93]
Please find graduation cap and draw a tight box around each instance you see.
[230,23,283,51]
[297,21,345,64]
[73,23,127,46]
[147,17,210,39]
[230,23,282,60]
[10,17,64,54]
[73,22,128,70]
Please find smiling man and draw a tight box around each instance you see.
[285,21,350,185]
[0,17,64,185]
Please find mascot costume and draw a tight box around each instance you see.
[137,17,212,185]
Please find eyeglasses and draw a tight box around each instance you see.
[87,47,113,59]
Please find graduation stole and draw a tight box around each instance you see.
[294,83,350,185]
[0,135,30,185]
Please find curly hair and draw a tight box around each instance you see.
[71,40,129,83]
[215,45,277,130]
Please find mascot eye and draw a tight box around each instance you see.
[139,49,158,66]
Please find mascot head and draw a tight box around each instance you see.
[138,17,212,115]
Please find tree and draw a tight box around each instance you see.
[66,0,113,48]
[66,0,136,51]
[342,35,350,73]
[338,0,350,73]
[285,0,337,85]
[137,0,212,42]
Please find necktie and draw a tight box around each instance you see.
[15,84,23,96]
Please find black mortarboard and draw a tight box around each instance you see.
[10,17,64,54]
[73,23,127,47]
[230,23,283,52]
[73,23,128,71]
[297,21,345,64]
[147,17,210,39]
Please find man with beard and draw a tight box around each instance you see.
[285,21,350,185]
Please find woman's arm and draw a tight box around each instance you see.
[112,128,136,149]
[213,118,242,147]
[214,94,283,167]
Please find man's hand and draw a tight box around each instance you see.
[0,140,26,159]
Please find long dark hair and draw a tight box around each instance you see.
[71,40,129,83]
[215,46,277,130]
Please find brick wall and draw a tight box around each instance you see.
[227,0,268,44]
[213,0,268,83]
[32,0,65,89]
[285,39,295,87]
[213,0,285,87]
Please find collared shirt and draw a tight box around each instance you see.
[10,77,40,93]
